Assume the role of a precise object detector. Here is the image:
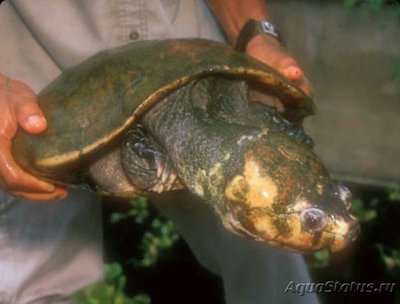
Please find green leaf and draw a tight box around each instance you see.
[110,213,125,224]
[106,263,123,280]
[130,218,179,267]
[309,248,331,268]
[351,198,377,223]
[376,244,400,272]
[72,263,150,304]
[391,57,400,84]
[388,187,400,202]
[369,0,385,10]
[344,0,359,8]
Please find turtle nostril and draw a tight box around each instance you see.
[346,223,360,241]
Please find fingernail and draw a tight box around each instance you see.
[58,191,68,200]
[285,66,304,81]
[43,184,56,193]
[55,188,68,199]
[27,115,46,128]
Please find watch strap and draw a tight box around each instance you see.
[235,19,285,52]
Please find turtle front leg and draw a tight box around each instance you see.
[121,125,181,193]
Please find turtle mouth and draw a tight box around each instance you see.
[222,210,264,242]
[345,223,360,241]
[323,221,360,250]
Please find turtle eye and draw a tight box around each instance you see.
[338,185,352,210]
[300,208,327,233]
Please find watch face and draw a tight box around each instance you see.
[260,21,279,38]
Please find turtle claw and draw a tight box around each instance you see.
[157,161,178,192]
[155,156,166,180]
[121,125,180,192]
[151,157,178,193]
[152,183,164,194]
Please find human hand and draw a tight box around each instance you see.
[0,74,67,201]
[246,35,314,98]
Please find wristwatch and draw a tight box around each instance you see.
[235,19,285,52]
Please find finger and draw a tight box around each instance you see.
[246,37,314,98]
[292,77,315,99]
[9,79,47,134]
[276,59,314,98]
[0,137,56,193]
[277,58,314,98]
[11,188,68,202]
[282,65,304,83]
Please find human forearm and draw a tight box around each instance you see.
[206,0,271,45]
[206,0,313,97]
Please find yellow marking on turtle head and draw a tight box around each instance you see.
[316,183,324,195]
[193,183,204,197]
[209,162,222,177]
[225,153,277,209]
[237,128,269,146]
[224,153,231,161]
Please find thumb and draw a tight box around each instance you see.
[20,114,47,134]
[9,79,47,134]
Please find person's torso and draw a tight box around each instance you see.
[0,0,224,92]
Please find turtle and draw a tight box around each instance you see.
[12,39,359,253]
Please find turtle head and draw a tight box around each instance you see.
[223,132,359,253]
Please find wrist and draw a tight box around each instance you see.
[235,19,285,52]
[246,34,283,53]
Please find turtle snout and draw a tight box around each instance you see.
[346,222,360,242]
[338,185,353,210]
